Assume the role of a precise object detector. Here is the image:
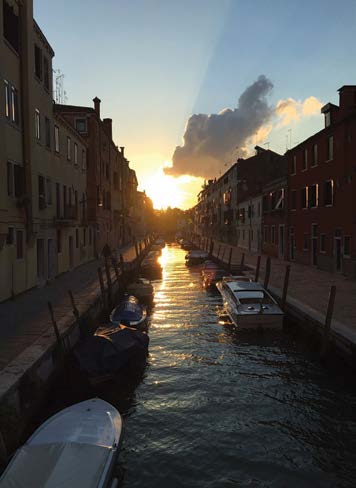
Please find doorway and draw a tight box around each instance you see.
[37,239,45,283]
[69,235,74,269]
[335,238,342,272]
[279,225,285,259]
[48,239,56,279]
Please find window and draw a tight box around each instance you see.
[89,227,92,245]
[301,187,308,209]
[271,225,276,244]
[45,117,51,148]
[75,229,79,248]
[344,236,351,257]
[7,161,24,197]
[3,0,20,52]
[38,175,46,209]
[16,230,23,259]
[312,144,318,166]
[325,112,331,128]
[75,118,87,133]
[327,136,334,161]
[308,184,318,208]
[83,228,87,247]
[302,149,308,171]
[6,227,14,245]
[320,234,326,253]
[324,180,334,206]
[11,85,19,124]
[242,229,245,240]
[46,178,52,205]
[54,125,59,152]
[34,45,42,80]
[82,149,87,170]
[303,234,309,251]
[74,143,78,165]
[263,226,269,243]
[57,229,62,253]
[43,57,50,90]
[35,109,40,140]
[291,155,296,175]
[56,183,61,218]
[4,80,10,119]
[291,190,297,210]
[67,137,71,160]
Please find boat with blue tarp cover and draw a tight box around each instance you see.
[110,295,147,328]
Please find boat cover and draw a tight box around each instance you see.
[0,442,112,488]
[111,298,144,324]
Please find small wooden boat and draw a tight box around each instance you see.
[127,277,154,302]
[185,250,209,266]
[216,278,284,329]
[110,295,147,328]
[75,325,149,385]
[0,398,123,488]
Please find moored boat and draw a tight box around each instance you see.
[74,325,149,385]
[110,295,147,328]
[127,277,154,302]
[0,398,123,488]
[185,250,209,266]
[202,269,231,289]
[216,278,284,329]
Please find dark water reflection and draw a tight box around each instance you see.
[118,245,356,488]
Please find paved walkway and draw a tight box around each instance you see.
[0,242,141,371]
[202,238,356,344]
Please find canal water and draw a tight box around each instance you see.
[50,244,356,487]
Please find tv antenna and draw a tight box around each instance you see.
[54,69,68,104]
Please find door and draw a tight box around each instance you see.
[279,225,285,259]
[335,238,342,272]
[69,235,74,269]
[37,239,45,283]
[47,239,56,279]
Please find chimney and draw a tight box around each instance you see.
[103,118,112,139]
[93,97,101,118]
[120,146,125,157]
[338,85,356,114]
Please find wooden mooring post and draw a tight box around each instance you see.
[255,255,261,282]
[221,247,226,264]
[263,257,271,289]
[228,248,233,272]
[112,257,120,284]
[68,289,79,320]
[240,252,245,273]
[321,285,337,358]
[281,265,291,311]
[97,267,106,308]
[47,301,64,355]
[134,241,139,259]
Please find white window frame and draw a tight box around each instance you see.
[35,109,40,140]
[54,125,60,152]
[4,80,10,119]
[74,143,78,165]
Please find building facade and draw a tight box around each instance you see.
[287,86,356,277]
[261,177,287,259]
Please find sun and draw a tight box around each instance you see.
[144,165,183,209]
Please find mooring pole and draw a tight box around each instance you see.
[321,285,337,358]
[48,302,63,352]
[134,240,139,259]
[68,289,79,320]
[112,257,120,284]
[97,267,106,308]
[255,255,261,282]
[139,241,142,255]
[221,247,226,264]
[228,248,233,272]
[263,256,271,289]
[240,252,245,273]
[281,265,291,311]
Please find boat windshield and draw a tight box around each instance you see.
[235,291,274,305]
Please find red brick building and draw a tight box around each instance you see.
[287,85,356,277]
[55,98,123,255]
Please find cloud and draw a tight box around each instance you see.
[166,75,274,179]
[167,76,323,179]
[276,96,322,126]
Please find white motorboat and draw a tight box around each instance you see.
[0,398,123,488]
[127,277,154,301]
[216,278,284,329]
[185,250,209,266]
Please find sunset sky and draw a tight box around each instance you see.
[34,0,356,209]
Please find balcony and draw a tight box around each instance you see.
[54,205,78,225]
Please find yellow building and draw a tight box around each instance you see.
[0,0,93,302]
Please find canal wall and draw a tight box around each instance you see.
[0,238,153,463]
[192,236,356,367]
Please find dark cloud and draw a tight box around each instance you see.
[166,75,274,179]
